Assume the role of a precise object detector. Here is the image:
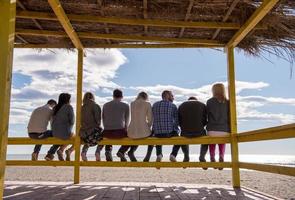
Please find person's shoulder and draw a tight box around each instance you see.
[64,104,74,110]
[206,97,216,104]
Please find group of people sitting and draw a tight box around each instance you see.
[27,83,230,170]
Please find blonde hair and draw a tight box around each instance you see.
[212,83,227,102]
[83,92,95,104]
[136,91,148,101]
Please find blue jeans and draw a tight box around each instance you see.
[29,131,59,154]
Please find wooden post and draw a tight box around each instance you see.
[0,0,16,198]
[74,49,83,184]
[227,46,241,188]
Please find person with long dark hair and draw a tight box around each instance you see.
[45,93,75,161]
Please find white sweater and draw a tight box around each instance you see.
[27,105,52,133]
[127,99,153,139]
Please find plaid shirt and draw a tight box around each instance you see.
[152,100,179,136]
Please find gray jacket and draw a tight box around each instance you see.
[52,104,75,140]
[103,100,129,130]
[206,97,230,132]
[80,99,101,137]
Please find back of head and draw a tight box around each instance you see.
[53,93,71,115]
[83,92,95,105]
[113,89,123,99]
[47,99,57,107]
[212,83,227,102]
[161,90,173,101]
[188,96,197,101]
[136,91,148,101]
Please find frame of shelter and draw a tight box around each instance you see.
[1,0,295,199]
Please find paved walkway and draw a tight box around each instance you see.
[4,181,281,200]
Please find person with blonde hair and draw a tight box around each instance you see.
[127,91,153,161]
[206,83,230,170]
[79,92,103,161]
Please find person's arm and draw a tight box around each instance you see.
[202,104,208,126]
[94,104,102,127]
[125,104,130,129]
[178,105,182,127]
[173,104,179,128]
[147,102,153,128]
[68,105,75,126]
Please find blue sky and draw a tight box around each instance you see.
[7,48,295,156]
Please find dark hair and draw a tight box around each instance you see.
[113,89,123,98]
[47,99,57,106]
[161,90,171,99]
[137,91,148,100]
[83,92,95,104]
[53,93,71,115]
[188,96,197,100]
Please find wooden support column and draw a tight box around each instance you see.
[0,0,16,198]
[227,47,240,188]
[74,49,83,184]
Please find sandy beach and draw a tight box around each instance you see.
[5,166,295,199]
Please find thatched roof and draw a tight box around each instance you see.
[15,0,295,61]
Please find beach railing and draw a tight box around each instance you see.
[6,123,295,185]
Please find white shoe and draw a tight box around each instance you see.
[156,155,163,162]
[81,152,88,161]
[95,152,101,161]
[169,154,177,162]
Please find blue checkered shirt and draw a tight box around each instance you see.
[152,100,179,136]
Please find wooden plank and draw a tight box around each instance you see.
[8,137,75,145]
[226,0,279,48]
[227,46,240,188]
[16,10,261,30]
[212,0,239,40]
[47,0,83,50]
[16,29,224,46]
[238,123,295,142]
[239,162,295,176]
[0,1,16,198]
[17,1,43,30]
[6,160,74,166]
[14,43,224,49]
[179,0,194,38]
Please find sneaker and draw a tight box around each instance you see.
[65,149,71,161]
[199,157,208,170]
[95,152,101,161]
[31,152,38,161]
[57,149,65,161]
[105,151,113,162]
[117,151,127,162]
[127,151,137,162]
[183,156,190,162]
[169,154,177,162]
[211,157,217,169]
[81,152,88,162]
[156,154,163,162]
[218,157,224,170]
[45,154,54,161]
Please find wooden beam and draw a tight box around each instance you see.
[238,123,295,143]
[239,162,295,177]
[7,160,75,167]
[179,0,194,38]
[96,0,111,44]
[17,0,43,30]
[47,0,83,50]
[212,0,239,40]
[0,1,16,198]
[14,43,224,49]
[227,46,240,188]
[143,0,148,35]
[16,10,265,30]
[16,29,225,46]
[8,136,231,145]
[226,0,279,48]
[15,34,28,43]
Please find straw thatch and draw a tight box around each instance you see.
[15,0,295,62]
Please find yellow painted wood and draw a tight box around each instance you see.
[15,29,224,46]
[0,1,16,198]
[80,161,232,168]
[239,162,295,177]
[74,49,83,184]
[15,10,268,30]
[227,46,240,188]
[7,136,231,145]
[226,0,279,48]
[6,160,75,166]
[47,0,83,50]
[238,123,295,142]
[8,137,75,145]
[14,43,224,49]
